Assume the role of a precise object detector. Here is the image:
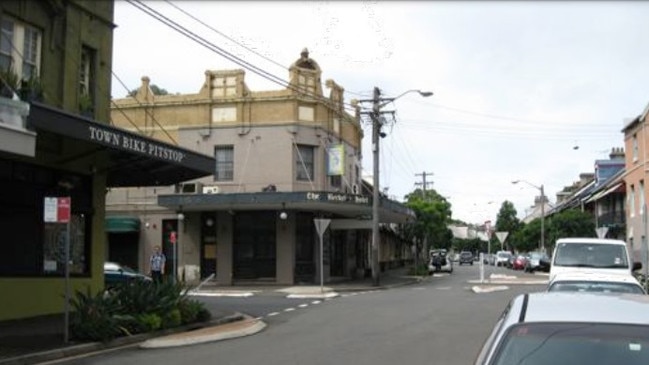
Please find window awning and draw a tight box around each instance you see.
[105,216,141,233]
[26,102,215,187]
[585,183,624,203]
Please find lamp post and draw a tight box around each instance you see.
[512,180,545,252]
[175,212,185,284]
[359,88,433,286]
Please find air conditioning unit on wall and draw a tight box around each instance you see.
[202,185,220,194]
[180,182,203,194]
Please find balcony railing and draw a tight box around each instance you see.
[0,96,30,129]
[597,211,625,227]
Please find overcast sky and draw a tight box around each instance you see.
[111,1,649,224]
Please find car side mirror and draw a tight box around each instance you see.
[633,261,643,271]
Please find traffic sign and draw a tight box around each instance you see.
[44,197,71,223]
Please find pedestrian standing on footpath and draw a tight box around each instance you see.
[150,245,166,283]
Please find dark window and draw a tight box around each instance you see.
[0,160,92,276]
[215,145,233,181]
[296,145,314,181]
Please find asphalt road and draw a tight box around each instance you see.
[49,264,547,365]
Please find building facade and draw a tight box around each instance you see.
[623,104,649,262]
[108,49,414,285]
[0,0,214,321]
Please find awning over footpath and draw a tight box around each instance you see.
[105,216,141,233]
[157,191,415,225]
[27,102,215,187]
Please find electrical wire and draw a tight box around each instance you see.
[162,0,372,99]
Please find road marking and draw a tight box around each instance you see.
[298,304,309,308]
[267,312,280,317]
[284,308,296,312]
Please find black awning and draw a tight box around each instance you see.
[27,102,215,187]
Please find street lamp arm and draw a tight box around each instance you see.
[512,179,541,190]
[357,89,433,106]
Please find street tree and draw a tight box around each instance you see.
[403,188,453,254]
[494,201,521,251]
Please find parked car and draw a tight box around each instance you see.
[458,251,474,265]
[511,254,528,270]
[550,238,641,281]
[104,262,152,289]
[428,249,453,274]
[494,251,512,267]
[525,251,551,273]
[547,272,646,295]
[474,292,649,364]
[483,253,496,266]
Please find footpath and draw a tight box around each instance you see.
[0,267,546,365]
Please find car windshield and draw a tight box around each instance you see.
[104,263,137,274]
[548,281,645,294]
[554,243,629,268]
[492,323,649,365]
[529,252,545,260]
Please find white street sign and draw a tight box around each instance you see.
[495,231,509,244]
[596,226,609,239]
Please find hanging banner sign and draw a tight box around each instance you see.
[44,197,71,223]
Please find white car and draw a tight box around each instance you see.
[494,251,512,267]
[550,237,641,281]
[428,249,453,274]
[547,272,646,295]
[474,292,649,364]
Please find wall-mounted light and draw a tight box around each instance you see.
[205,218,214,227]
[279,203,288,220]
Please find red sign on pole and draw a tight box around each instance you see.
[57,197,71,223]
[44,197,71,223]
[170,231,177,244]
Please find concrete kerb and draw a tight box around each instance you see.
[0,314,246,365]
[140,314,266,349]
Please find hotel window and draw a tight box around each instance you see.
[211,76,237,98]
[215,146,234,181]
[630,184,636,217]
[633,133,638,162]
[296,145,314,181]
[0,16,41,80]
[79,46,96,115]
[298,74,316,95]
[641,180,646,215]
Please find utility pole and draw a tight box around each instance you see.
[370,86,384,286]
[414,171,434,275]
[415,171,434,194]
[358,87,433,286]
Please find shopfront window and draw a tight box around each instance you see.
[0,159,92,276]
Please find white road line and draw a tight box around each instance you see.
[284,308,296,312]
[267,312,280,317]
[298,304,309,308]
[311,300,322,304]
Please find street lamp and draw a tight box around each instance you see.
[359,87,433,286]
[175,212,185,284]
[512,180,545,252]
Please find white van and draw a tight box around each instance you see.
[549,238,641,281]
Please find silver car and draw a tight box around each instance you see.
[475,292,649,364]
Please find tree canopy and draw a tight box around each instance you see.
[128,84,169,97]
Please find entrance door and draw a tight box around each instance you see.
[200,213,217,279]
[107,232,139,270]
[233,211,276,280]
[161,219,178,282]
[295,212,316,283]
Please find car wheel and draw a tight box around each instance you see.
[470,262,473,265]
